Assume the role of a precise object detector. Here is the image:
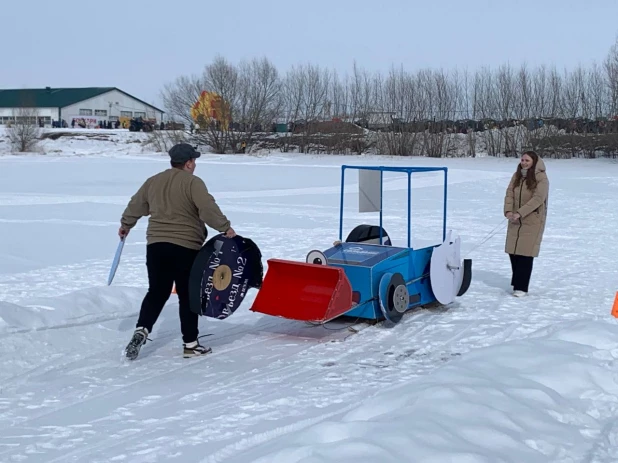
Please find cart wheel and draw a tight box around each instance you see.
[457,259,473,296]
[379,272,407,324]
[306,250,327,265]
[345,224,392,246]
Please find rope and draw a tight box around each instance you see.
[463,218,508,258]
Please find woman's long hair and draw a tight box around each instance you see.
[514,150,539,190]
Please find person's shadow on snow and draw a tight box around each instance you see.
[474,269,511,291]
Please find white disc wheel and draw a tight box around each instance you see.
[429,231,464,305]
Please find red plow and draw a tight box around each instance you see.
[249,259,354,323]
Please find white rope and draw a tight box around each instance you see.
[463,218,508,258]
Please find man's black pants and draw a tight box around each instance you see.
[509,253,534,293]
[136,242,199,344]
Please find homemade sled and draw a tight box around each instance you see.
[250,165,472,325]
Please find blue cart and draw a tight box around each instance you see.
[250,165,472,324]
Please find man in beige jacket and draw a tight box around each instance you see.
[119,143,236,360]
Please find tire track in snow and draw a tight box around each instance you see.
[1,301,522,462]
[2,320,366,462]
[0,314,364,426]
[1,284,528,462]
[38,352,333,463]
[0,326,289,427]
[202,402,360,463]
[0,331,310,461]
[197,313,492,463]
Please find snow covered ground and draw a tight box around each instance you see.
[1,128,618,462]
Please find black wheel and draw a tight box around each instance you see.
[345,224,391,246]
[379,272,407,323]
[457,259,472,296]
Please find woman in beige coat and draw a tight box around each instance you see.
[503,150,549,297]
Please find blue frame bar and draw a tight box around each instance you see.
[379,170,384,244]
[339,166,346,241]
[338,165,449,247]
[407,172,412,248]
[442,169,448,242]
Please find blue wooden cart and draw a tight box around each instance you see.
[250,165,472,324]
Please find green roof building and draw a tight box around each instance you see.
[0,87,165,127]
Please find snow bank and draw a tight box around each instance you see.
[225,319,618,463]
[0,285,146,332]
[0,124,572,159]
[0,127,155,157]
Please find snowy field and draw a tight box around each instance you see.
[1,129,618,462]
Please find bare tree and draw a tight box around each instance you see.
[376,65,422,155]
[156,33,618,159]
[547,66,563,118]
[160,74,205,127]
[233,57,281,150]
[418,69,460,156]
[278,65,307,152]
[294,63,331,153]
[349,62,375,125]
[605,36,618,115]
[588,62,609,119]
[144,128,189,153]
[161,55,283,154]
[531,65,548,117]
[199,55,240,153]
[330,70,349,120]
[514,63,532,120]
[471,67,494,120]
[8,107,41,153]
[562,66,584,120]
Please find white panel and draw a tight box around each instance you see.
[358,169,381,213]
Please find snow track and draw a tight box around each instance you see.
[0,291,469,461]
[2,153,618,461]
[0,294,519,462]
[0,267,606,462]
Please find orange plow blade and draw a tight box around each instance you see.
[250,258,353,323]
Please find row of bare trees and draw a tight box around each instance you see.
[160,37,618,156]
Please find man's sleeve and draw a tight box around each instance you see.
[120,181,150,229]
[190,177,231,233]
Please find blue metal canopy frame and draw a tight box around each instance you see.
[338,165,448,248]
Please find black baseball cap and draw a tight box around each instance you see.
[169,143,201,163]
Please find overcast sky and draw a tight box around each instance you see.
[2,0,617,112]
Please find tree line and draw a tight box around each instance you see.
[159,36,618,158]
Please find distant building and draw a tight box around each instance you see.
[0,87,164,128]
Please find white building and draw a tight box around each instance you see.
[0,87,164,128]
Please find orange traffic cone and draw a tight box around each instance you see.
[171,284,177,294]
[611,291,618,318]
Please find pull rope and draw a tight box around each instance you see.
[463,218,508,258]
